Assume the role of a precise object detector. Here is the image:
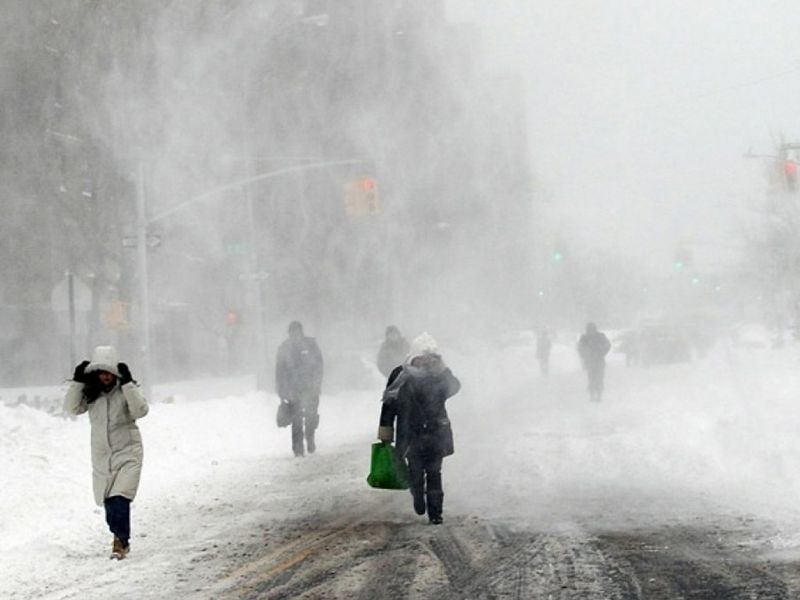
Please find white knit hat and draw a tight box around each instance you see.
[408,332,439,360]
[85,345,120,377]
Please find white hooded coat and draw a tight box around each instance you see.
[64,347,148,506]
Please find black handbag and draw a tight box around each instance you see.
[276,401,293,428]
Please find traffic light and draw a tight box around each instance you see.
[344,176,380,217]
[102,301,130,330]
[552,251,564,263]
[785,160,798,192]
[226,309,240,326]
[781,145,800,192]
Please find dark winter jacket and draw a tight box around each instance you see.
[378,361,461,459]
[275,336,323,401]
[578,331,611,369]
[376,336,410,377]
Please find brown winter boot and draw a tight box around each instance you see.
[110,536,129,560]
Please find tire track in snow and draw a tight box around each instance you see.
[213,515,364,597]
[597,527,794,599]
[218,520,414,599]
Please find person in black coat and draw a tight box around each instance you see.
[376,325,410,378]
[275,321,324,457]
[377,333,461,524]
[577,322,611,402]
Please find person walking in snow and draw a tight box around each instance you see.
[376,325,410,378]
[535,328,552,377]
[377,333,461,524]
[63,345,149,560]
[577,322,611,402]
[275,321,324,457]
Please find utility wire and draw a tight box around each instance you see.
[638,64,800,111]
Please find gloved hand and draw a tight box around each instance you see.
[73,360,91,382]
[117,362,134,385]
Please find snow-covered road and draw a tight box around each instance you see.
[4,338,800,598]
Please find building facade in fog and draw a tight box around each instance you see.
[0,1,533,385]
[241,0,534,343]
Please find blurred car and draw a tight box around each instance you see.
[638,324,691,366]
[731,323,772,350]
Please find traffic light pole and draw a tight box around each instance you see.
[136,158,153,402]
[135,157,363,397]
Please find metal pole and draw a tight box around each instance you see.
[67,270,76,367]
[148,159,362,224]
[241,66,269,390]
[136,159,153,401]
[246,194,269,390]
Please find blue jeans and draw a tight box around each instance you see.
[104,495,131,546]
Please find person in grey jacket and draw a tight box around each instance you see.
[64,345,149,559]
[275,321,324,457]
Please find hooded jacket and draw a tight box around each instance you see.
[64,347,148,506]
[378,333,461,459]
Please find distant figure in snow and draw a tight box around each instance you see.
[63,346,149,560]
[577,322,611,402]
[618,330,640,367]
[378,333,461,524]
[376,325,410,378]
[275,321,324,457]
[535,328,552,377]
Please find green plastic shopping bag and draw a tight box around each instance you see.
[366,442,409,490]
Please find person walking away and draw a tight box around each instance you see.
[577,323,611,402]
[377,333,461,524]
[376,325,410,378]
[276,321,324,457]
[535,329,552,377]
[63,345,149,559]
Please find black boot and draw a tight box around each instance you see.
[427,491,444,524]
[411,488,426,515]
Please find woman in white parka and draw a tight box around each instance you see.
[64,345,148,559]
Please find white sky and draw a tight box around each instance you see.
[448,0,800,271]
